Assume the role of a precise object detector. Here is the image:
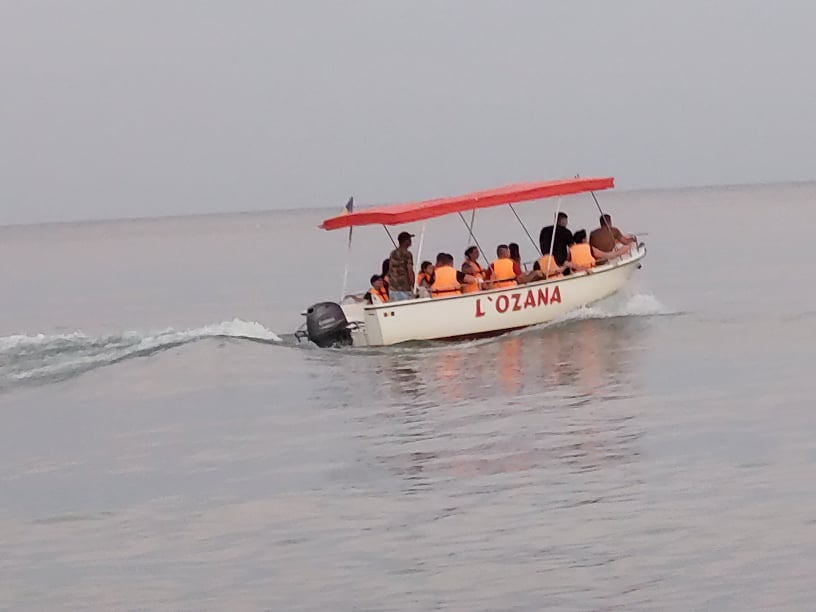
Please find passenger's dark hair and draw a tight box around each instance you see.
[381,259,390,275]
[370,274,382,285]
[509,242,520,261]
[573,229,587,243]
[435,252,447,264]
[557,212,568,221]
[420,260,433,272]
[496,244,509,256]
[465,246,478,259]
[443,253,455,265]
[600,214,612,226]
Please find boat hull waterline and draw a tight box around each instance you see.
[336,246,646,347]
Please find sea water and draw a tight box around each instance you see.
[1,182,815,610]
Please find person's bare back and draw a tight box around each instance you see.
[589,214,635,256]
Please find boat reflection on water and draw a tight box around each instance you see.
[376,315,649,404]
[364,315,654,491]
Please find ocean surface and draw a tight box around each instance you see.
[1,182,815,610]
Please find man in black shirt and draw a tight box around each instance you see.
[539,212,574,271]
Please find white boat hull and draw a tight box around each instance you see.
[340,245,646,347]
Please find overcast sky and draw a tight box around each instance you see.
[1,0,815,225]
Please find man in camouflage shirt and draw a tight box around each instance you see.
[387,231,415,301]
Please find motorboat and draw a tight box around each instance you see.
[297,176,646,347]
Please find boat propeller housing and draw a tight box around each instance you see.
[304,302,352,348]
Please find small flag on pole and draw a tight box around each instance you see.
[340,197,354,299]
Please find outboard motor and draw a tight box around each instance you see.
[304,302,352,348]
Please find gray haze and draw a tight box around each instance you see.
[1,0,815,226]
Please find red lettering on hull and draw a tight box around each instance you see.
[524,291,536,308]
[473,285,564,317]
[511,293,522,311]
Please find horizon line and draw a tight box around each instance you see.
[1,176,814,230]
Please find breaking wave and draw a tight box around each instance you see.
[0,318,280,391]
[554,291,673,322]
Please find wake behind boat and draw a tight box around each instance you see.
[297,176,646,347]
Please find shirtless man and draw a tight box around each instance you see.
[589,214,637,259]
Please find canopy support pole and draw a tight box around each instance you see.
[340,197,355,299]
[466,209,476,245]
[458,212,490,269]
[413,222,426,294]
[340,226,353,300]
[383,225,397,248]
[509,204,541,256]
[590,190,617,244]
[589,190,605,217]
[545,197,561,277]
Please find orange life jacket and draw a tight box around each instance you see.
[417,271,433,286]
[431,265,461,298]
[490,258,517,288]
[367,286,389,303]
[460,259,483,294]
[537,254,562,278]
[569,243,596,268]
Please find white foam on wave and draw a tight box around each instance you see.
[554,292,671,323]
[0,318,281,388]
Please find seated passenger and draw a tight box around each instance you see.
[509,242,522,268]
[417,261,434,287]
[589,214,637,259]
[567,229,602,272]
[381,258,391,292]
[364,274,390,305]
[461,246,486,293]
[488,244,520,289]
[431,252,476,298]
[521,252,564,283]
[416,261,435,298]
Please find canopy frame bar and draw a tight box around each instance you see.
[590,190,617,245]
[509,204,541,256]
[412,222,426,294]
[545,197,562,278]
[383,225,397,248]
[340,196,355,300]
[458,211,490,270]
[340,226,353,300]
[465,209,476,248]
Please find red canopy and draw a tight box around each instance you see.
[320,176,614,230]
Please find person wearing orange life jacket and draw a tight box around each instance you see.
[431,252,476,298]
[416,261,435,298]
[461,246,487,293]
[567,229,612,272]
[364,274,390,305]
[569,230,616,272]
[488,244,520,289]
[416,261,435,287]
[520,250,565,283]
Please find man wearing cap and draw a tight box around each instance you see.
[387,231,415,301]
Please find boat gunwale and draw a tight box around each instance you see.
[359,246,646,311]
